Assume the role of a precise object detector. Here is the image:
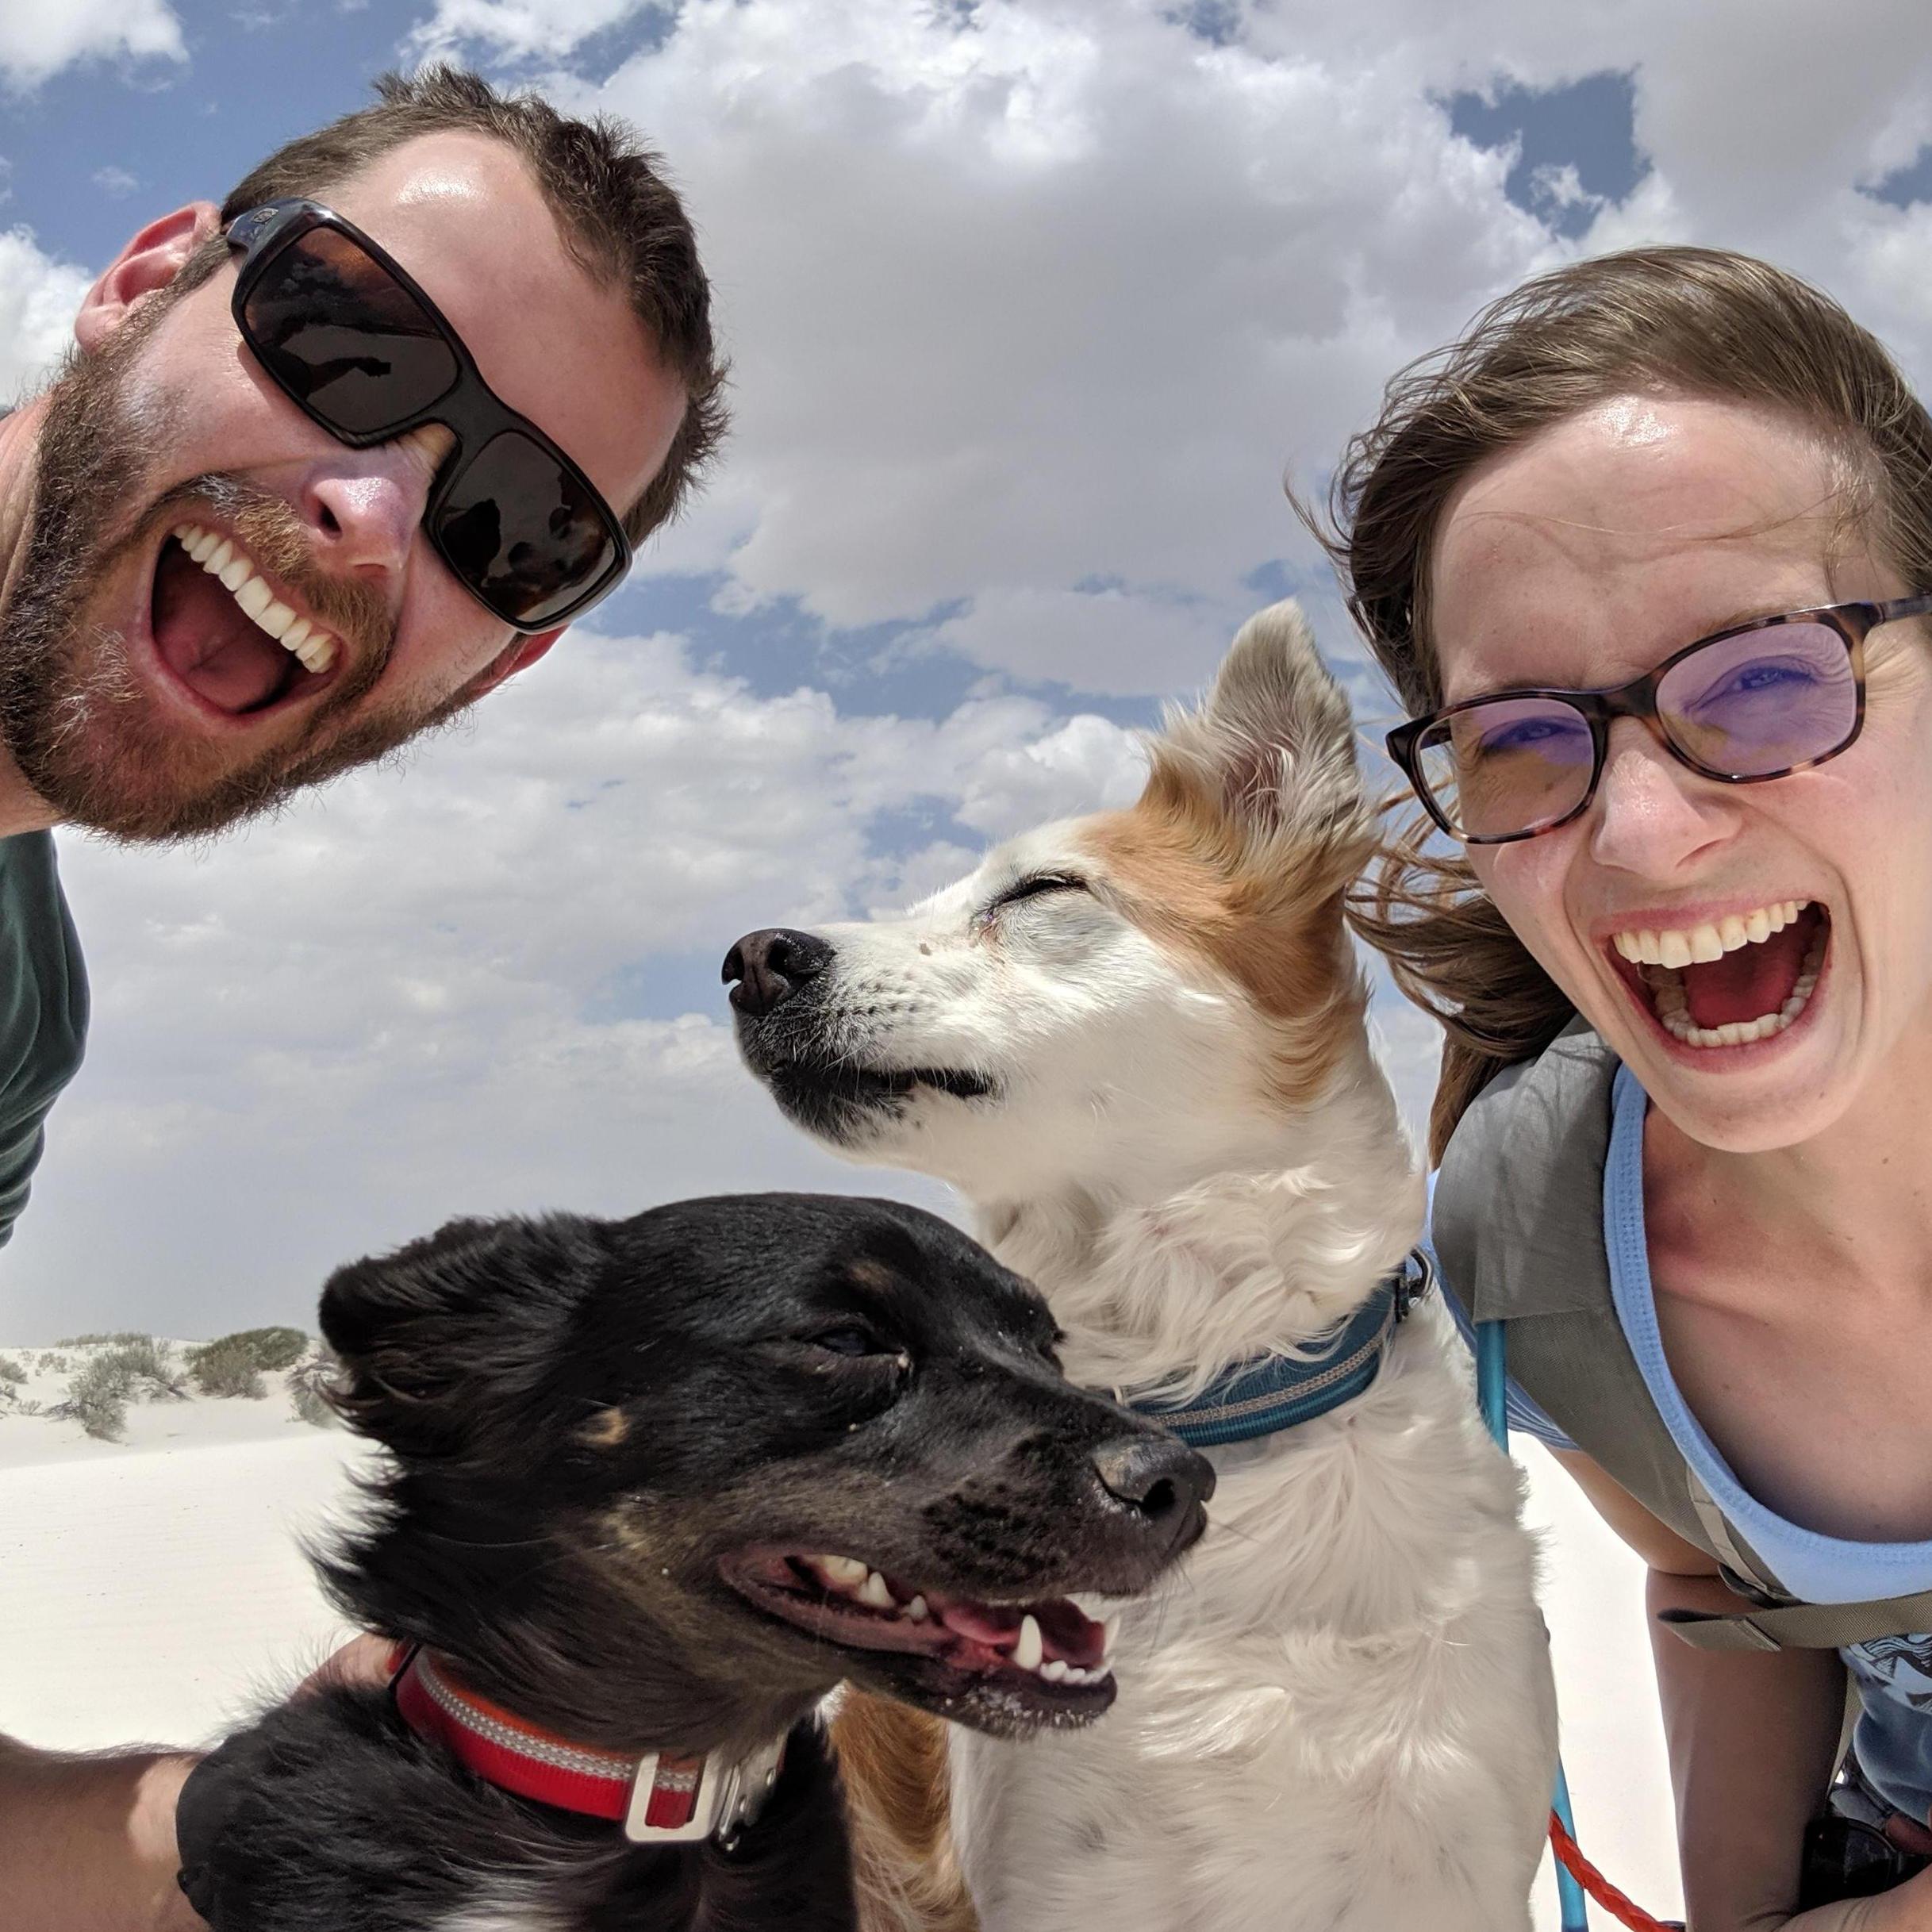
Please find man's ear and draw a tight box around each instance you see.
[75,202,224,355]
[470,626,564,701]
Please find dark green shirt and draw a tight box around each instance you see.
[0,831,87,1246]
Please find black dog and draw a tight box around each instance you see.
[176,1193,1212,1931]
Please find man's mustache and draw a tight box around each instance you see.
[148,473,397,685]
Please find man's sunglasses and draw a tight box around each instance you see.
[225,198,632,633]
[1386,596,1932,845]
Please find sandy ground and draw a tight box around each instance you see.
[0,1385,1684,1929]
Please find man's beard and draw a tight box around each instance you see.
[0,307,496,844]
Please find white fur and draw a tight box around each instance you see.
[743,605,1557,1929]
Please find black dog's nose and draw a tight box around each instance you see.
[1092,1435,1216,1540]
[723,928,835,1018]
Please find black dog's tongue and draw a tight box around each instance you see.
[152,540,292,714]
[928,1592,1105,1669]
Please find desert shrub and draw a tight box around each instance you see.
[186,1337,265,1400]
[61,1354,136,1442]
[97,1336,189,1402]
[0,1355,25,1386]
[56,1331,147,1347]
[288,1345,341,1430]
[187,1327,309,1396]
[36,1351,69,1373]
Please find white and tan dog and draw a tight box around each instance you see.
[725,603,1556,1932]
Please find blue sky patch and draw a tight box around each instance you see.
[1442,71,1647,240]
[1867,144,1932,209]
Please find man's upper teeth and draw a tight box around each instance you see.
[171,523,338,676]
[1611,901,1808,967]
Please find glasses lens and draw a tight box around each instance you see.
[241,227,459,436]
[433,432,620,627]
[1416,697,1596,839]
[1655,621,1857,778]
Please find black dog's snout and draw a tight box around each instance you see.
[723,928,835,1017]
[1092,1435,1215,1541]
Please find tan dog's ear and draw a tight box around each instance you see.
[1146,600,1368,854]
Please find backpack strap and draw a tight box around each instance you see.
[1657,1590,1932,1653]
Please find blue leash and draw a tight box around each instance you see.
[1478,1319,1591,1932]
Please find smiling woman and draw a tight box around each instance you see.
[1328,245,1932,1929]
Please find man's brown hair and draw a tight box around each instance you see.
[1309,246,1932,1156]
[182,64,727,546]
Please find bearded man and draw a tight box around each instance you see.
[0,65,724,1926]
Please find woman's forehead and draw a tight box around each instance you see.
[1428,398,1862,698]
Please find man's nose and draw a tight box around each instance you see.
[1585,719,1733,876]
[300,426,454,582]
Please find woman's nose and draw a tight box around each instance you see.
[1585,719,1732,877]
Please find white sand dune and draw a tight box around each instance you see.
[0,1381,1684,1928]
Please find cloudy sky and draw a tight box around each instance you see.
[1,0,1929,1341]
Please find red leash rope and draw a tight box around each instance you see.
[1549,1809,1680,1932]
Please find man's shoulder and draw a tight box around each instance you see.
[0,829,89,1107]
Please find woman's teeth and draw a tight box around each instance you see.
[1624,907,1827,1051]
[169,523,339,676]
[1611,900,1805,968]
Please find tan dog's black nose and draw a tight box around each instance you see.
[1091,1435,1216,1546]
[724,928,835,1017]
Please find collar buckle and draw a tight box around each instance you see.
[624,1735,785,1846]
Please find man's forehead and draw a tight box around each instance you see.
[303,129,676,513]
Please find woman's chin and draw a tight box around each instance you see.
[1600,979,1855,1154]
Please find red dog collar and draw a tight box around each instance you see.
[390,1646,785,1844]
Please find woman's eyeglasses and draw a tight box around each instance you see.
[225,198,632,634]
[1386,597,1932,845]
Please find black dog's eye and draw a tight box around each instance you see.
[993,874,1087,912]
[811,1327,887,1358]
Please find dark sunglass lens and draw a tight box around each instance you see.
[433,432,620,627]
[1418,697,1596,839]
[242,228,459,436]
[1656,622,1857,777]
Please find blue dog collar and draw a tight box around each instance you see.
[1127,1250,1433,1450]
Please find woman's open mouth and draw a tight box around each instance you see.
[147,521,344,720]
[720,1547,1116,1725]
[1608,899,1829,1052]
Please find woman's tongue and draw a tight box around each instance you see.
[1677,915,1815,1029]
[151,542,292,716]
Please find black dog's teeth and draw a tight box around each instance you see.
[782,1553,1113,1686]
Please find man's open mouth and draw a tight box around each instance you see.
[1610,899,1829,1051]
[148,522,342,718]
[720,1548,1116,1724]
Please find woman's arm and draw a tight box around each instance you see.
[1646,1565,1847,1930]
[1550,1449,1861,1930]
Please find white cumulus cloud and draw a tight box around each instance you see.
[0,230,87,403]
[2,628,1141,1336]
[0,0,183,89]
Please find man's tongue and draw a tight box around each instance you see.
[1678,912,1818,1028]
[151,541,292,716]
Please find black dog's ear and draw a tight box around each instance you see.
[319,1212,601,1459]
